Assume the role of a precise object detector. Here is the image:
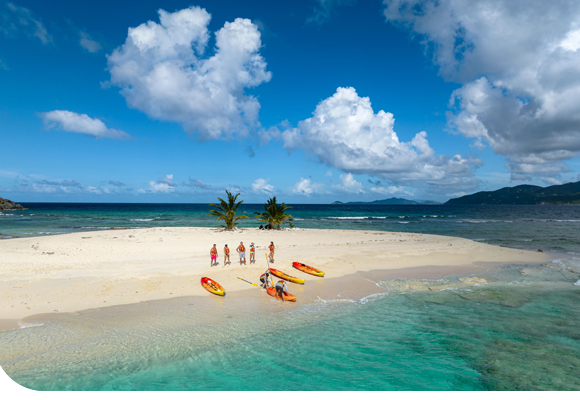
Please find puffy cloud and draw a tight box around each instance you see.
[384,0,580,182]
[282,87,480,194]
[80,31,102,53]
[106,6,271,140]
[292,177,324,196]
[144,174,176,193]
[335,173,364,193]
[39,110,133,140]
[2,2,52,44]
[251,178,274,194]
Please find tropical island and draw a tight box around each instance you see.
[446,180,580,205]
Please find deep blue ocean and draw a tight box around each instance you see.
[1,203,580,390]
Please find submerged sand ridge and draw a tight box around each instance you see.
[0,227,550,325]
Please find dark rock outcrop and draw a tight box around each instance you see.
[0,197,26,210]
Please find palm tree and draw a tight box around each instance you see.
[254,196,294,229]
[208,191,249,230]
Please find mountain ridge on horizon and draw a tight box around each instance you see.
[445,181,580,205]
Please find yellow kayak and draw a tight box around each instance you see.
[269,268,305,284]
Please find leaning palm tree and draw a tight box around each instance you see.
[208,191,249,230]
[254,196,294,229]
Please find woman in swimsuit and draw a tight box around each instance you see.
[210,244,218,267]
[268,241,275,263]
[250,242,256,264]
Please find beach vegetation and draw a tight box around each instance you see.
[208,191,249,230]
[254,197,294,229]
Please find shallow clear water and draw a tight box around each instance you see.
[1,203,580,390]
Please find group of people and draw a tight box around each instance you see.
[259,268,290,301]
[210,241,275,267]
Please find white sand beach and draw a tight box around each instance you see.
[0,227,551,330]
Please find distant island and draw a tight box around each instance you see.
[332,197,441,205]
[0,197,26,210]
[446,181,580,205]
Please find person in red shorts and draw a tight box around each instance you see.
[210,244,218,267]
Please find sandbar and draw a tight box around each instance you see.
[0,227,550,326]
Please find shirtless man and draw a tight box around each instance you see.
[224,244,230,266]
[236,242,246,265]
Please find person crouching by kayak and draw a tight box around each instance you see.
[275,280,288,301]
[260,269,271,289]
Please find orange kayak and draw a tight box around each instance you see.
[269,268,305,284]
[266,286,296,302]
[201,277,225,296]
[292,262,325,277]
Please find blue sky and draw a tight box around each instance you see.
[2,0,580,203]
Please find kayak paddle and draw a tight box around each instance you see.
[237,277,258,287]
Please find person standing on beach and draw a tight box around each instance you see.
[250,242,256,264]
[237,242,246,265]
[224,244,230,266]
[268,241,275,263]
[210,244,218,267]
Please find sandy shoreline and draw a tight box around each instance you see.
[0,227,551,329]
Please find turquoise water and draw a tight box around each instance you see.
[2,261,580,390]
[1,203,580,390]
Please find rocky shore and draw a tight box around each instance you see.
[0,197,26,210]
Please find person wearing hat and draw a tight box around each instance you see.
[249,242,256,264]
[223,244,230,266]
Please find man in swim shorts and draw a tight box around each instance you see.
[210,244,218,267]
[224,244,230,266]
[236,242,246,265]
[275,280,288,301]
[268,241,275,263]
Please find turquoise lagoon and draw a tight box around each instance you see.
[1,203,580,390]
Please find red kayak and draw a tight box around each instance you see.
[201,277,225,296]
[292,262,325,277]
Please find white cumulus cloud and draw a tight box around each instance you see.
[39,110,133,140]
[142,174,176,193]
[384,0,580,183]
[106,6,271,140]
[282,87,480,194]
[251,178,274,194]
[292,177,324,196]
[336,173,364,193]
